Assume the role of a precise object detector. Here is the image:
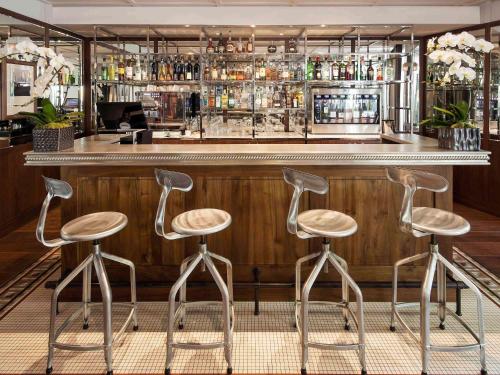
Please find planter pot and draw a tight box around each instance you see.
[32,127,74,152]
[438,127,481,151]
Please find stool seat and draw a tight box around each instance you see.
[171,208,231,236]
[412,207,470,236]
[61,212,128,242]
[298,209,358,238]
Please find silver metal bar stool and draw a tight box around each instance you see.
[154,169,234,375]
[283,168,367,375]
[37,177,138,375]
[387,167,487,375]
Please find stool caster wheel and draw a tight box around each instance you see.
[439,323,445,330]
[178,323,184,330]
[165,368,171,375]
[361,370,367,375]
[106,371,113,375]
[82,321,89,330]
[46,367,53,374]
[301,368,307,375]
[227,367,232,374]
[133,325,139,331]
[390,325,396,332]
[344,323,351,331]
[481,370,488,375]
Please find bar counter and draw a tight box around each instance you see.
[25,135,490,302]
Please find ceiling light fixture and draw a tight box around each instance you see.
[185,24,190,27]
[320,24,326,28]
[250,24,256,28]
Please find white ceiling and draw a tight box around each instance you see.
[42,0,489,6]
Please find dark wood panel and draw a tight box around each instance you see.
[0,143,59,236]
[454,139,500,216]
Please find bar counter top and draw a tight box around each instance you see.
[24,133,490,166]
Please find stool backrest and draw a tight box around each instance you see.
[386,167,449,235]
[282,167,328,236]
[36,176,73,247]
[154,169,194,238]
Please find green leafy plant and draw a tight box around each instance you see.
[20,99,83,129]
[420,100,477,129]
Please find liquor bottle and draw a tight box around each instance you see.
[358,56,366,80]
[228,88,235,109]
[204,66,210,80]
[220,61,227,81]
[159,57,166,81]
[150,57,157,81]
[237,37,243,53]
[134,56,141,81]
[292,90,298,108]
[246,37,253,53]
[260,60,266,81]
[345,59,352,80]
[350,56,356,80]
[331,58,339,80]
[172,56,179,80]
[108,56,115,81]
[221,88,228,109]
[141,58,148,81]
[193,59,200,80]
[306,57,314,80]
[376,57,383,81]
[272,87,281,108]
[296,64,304,81]
[261,87,268,108]
[254,87,262,110]
[126,56,134,81]
[226,31,235,53]
[367,59,375,80]
[385,59,394,81]
[186,57,193,80]
[211,64,218,80]
[314,57,322,80]
[215,86,222,110]
[178,56,185,81]
[321,56,330,80]
[206,38,215,54]
[101,57,108,81]
[166,57,173,81]
[245,65,252,80]
[339,59,346,80]
[118,57,125,81]
[288,38,297,53]
[217,34,225,53]
[209,88,215,109]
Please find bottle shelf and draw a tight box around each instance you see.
[307,79,410,86]
[254,107,305,113]
[203,80,253,85]
[254,80,305,85]
[95,79,201,85]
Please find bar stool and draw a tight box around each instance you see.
[387,167,487,375]
[36,177,138,375]
[282,168,367,375]
[154,169,234,375]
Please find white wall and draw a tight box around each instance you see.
[0,0,52,22]
[51,5,481,26]
[480,0,500,23]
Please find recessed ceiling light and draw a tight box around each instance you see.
[279,33,283,36]
[320,24,326,28]
[185,24,190,27]
[250,24,256,28]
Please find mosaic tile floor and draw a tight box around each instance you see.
[0,270,498,375]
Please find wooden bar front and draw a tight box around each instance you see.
[59,164,452,302]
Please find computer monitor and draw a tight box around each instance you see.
[96,102,148,130]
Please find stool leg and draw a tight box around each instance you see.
[204,253,233,374]
[438,254,488,375]
[437,261,446,330]
[178,254,200,329]
[47,254,93,374]
[295,252,321,329]
[101,252,139,330]
[94,251,114,375]
[82,263,92,329]
[300,251,329,375]
[421,251,438,375]
[165,253,202,375]
[208,252,234,329]
[390,252,429,331]
[328,253,367,375]
[332,253,350,330]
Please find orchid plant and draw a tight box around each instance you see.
[0,38,76,103]
[427,31,495,85]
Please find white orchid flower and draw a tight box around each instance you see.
[462,67,476,81]
[457,31,476,49]
[428,49,444,63]
[438,32,459,49]
[461,54,476,68]
[427,37,436,52]
[448,61,461,75]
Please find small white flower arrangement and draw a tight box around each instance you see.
[0,37,75,105]
[427,31,495,85]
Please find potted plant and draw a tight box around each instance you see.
[420,101,480,151]
[20,99,82,152]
